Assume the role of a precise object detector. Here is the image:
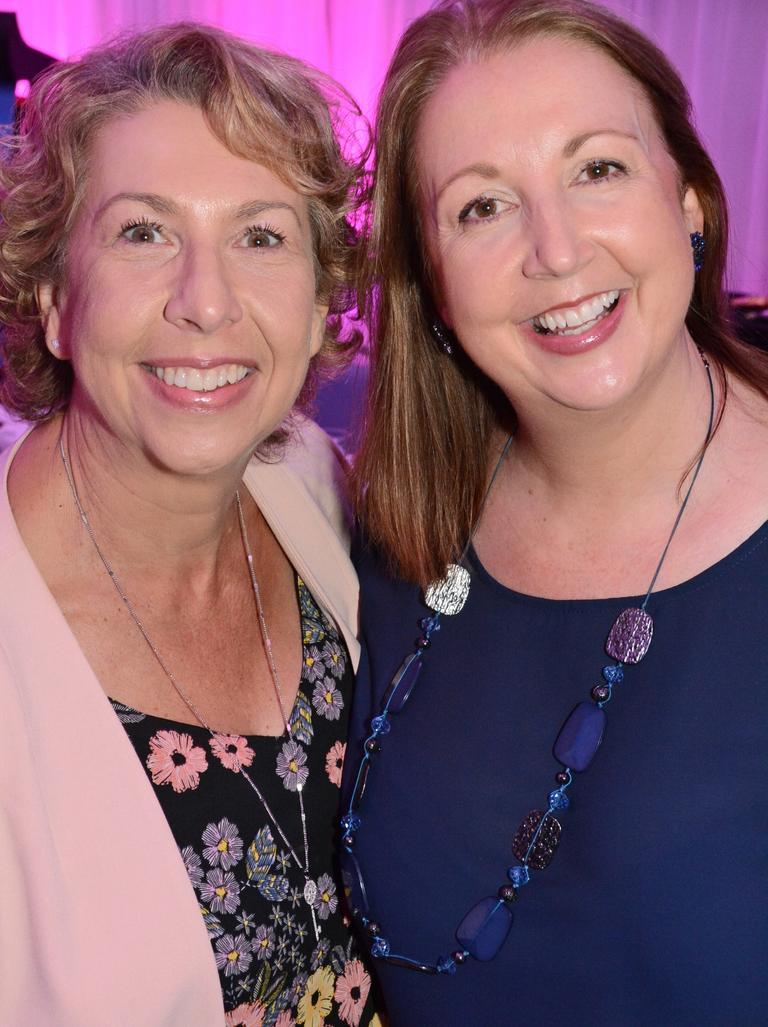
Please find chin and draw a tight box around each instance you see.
[138,428,256,482]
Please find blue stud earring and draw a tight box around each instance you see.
[690,231,705,273]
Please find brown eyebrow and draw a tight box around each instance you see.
[231,200,302,227]
[94,193,302,226]
[94,192,179,221]
[562,129,639,157]
[436,162,501,202]
[435,131,640,201]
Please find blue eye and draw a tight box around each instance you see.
[120,218,164,243]
[244,224,286,248]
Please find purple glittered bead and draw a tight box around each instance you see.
[437,956,457,975]
[370,715,391,735]
[605,607,653,664]
[511,811,562,870]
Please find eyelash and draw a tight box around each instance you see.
[245,222,286,247]
[456,158,629,227]
[458,195,500,225]
[117,218,287,247]
[119,216,163,241]
[580,158,628,183]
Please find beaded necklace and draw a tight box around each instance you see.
[341,354,715,975]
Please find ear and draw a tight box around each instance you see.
[36,282,67,360]
[309,302,329,359]
[682,185,704,235]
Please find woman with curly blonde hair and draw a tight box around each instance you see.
[0,23,379,1027]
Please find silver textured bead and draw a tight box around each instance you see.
[424,563,471,615]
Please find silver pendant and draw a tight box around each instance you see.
[424,563,471,615]
[303,878,317,905]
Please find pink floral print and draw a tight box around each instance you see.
[324,741,346,787]
[334,959,372,1027]
[210,733,255,772]
[225,1001,266,1027]
[146,729,207,792]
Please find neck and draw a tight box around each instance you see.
[501,341,714,511]
[57,408,252,583]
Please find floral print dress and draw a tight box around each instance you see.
[111,578,379,1027]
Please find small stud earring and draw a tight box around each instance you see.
[690,231,705,273]
[50,338,60,350]
[429,319,456,357]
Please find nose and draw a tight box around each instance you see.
[520,199,594,280]
[164,243,243,333]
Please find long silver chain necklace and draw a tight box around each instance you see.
[59,433,321,940]
[342,353,715,973]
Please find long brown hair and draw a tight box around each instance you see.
[355,0,768,587]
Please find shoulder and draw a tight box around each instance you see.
[278,416,352,530]
[246,415,352,539]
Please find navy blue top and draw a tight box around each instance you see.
[345,527,768,1027]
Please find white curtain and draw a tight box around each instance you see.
[8,0,767,293]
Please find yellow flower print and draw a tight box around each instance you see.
[296,965,335,1027]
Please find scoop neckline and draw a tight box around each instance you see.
[466,514,768,609]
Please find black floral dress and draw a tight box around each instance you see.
[111,578,380,1027]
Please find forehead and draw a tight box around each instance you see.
[416,36,661,184]
[82,101,305,214]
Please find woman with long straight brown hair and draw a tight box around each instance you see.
[342,1,768,1023]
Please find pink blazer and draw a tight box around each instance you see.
[0,420,359,1025]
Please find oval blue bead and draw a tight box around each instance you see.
[553,701,606,772]
[383,652,423,713]
[455,897,514,961]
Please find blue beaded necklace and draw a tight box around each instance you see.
[341,354,715,975]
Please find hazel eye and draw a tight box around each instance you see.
[120,219,164,244]
[244,224,286,248]
[579,160,626,184]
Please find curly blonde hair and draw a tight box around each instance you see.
[0,22,367,429]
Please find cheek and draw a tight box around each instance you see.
[437,237,516,330]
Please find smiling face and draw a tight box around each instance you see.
[416,36,703,415]
[40,101,325,477]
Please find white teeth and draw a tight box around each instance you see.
[149,363,251,391]
[532,290,619,334]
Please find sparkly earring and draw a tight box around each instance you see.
[429,319,456,357]
[50,337,61,352]
[690,231,705,273]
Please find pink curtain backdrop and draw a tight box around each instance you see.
[6,0,767,293]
